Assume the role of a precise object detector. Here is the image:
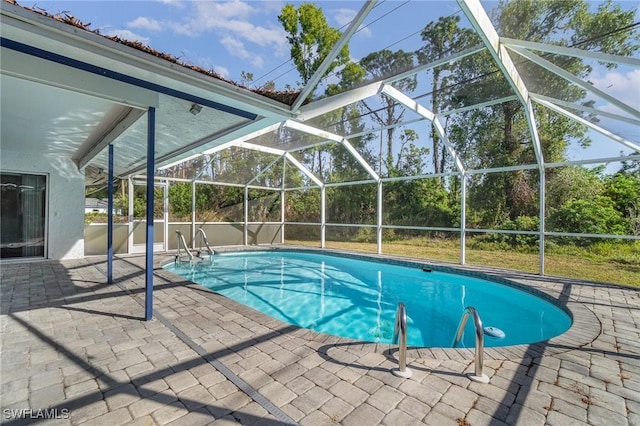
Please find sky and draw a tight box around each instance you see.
[22,0,391,88]
[20,0,640,167]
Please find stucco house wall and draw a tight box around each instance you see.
[1,150,85,259]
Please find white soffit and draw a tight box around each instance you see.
[0,73,116,156]
[0,2,294,120]
[0,47,158,109]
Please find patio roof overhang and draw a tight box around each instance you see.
[0,0,296,178]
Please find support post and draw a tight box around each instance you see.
[191,180,196,249]
[163,180,168,252]
[377,180,383,254]
[539,169,546,275]
[128,177,133,253]
[145,107,155,321]
[280,189,286,244]
[281,158,286,244]
[460,173,466,265]
[107,144,114,284]
[320,186,326,248]
[244,186,249,245]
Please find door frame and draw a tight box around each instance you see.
[128,177,168,254]
[0,171,48,260]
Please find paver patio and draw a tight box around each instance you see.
[1,249,638,425]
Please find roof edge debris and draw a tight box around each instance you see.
[2,0,301,106]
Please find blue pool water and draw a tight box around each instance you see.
[164,251,571,348]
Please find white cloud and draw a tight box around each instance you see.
[262,1,287,14]
[176,50,231,78]
[166,1,288,55]
[212,65,230,79]
[166,21,192,37]
[331,8,372,38]
[221,36,264,68]
[578,69,640,146]
[197,0,256,20]
[127,17,163,32]
[590,69,640,112]
[103,29,150,44]
[158,0,185,8]
[332,8,355,28]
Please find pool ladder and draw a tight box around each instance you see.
[175,230,195,266]
[452,306,489,383]
[195,228,214,262]
[175,229,214,267]
[392,302,412,378]
[391,303,489,383]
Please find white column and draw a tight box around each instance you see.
[163,180,169,252]
[127,177,133,253]
[460,174,466,265]
[377,181,383,254]
[191,180,196,249]
[321,186,326,248]
[539,169,546,275]
[244,186,249,245]
[281,188,286,244]
[281,159,286,244]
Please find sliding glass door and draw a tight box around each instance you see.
[0,172,47,259]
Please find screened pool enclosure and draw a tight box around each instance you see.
[82,0,639,286]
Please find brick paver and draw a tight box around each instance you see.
[1,250,638,425]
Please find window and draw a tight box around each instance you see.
[1,172,47,259]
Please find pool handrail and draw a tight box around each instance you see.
[195,228,214,259]
[175,230,194,266]
[452,306,489,383]
[391,302,412,378]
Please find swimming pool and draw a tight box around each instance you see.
[164,250,571,348]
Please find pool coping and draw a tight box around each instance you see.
[156,244,601,363]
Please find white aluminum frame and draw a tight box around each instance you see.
[120,0,638,279]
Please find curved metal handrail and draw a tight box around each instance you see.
[392,302,412,378]
[195,228,214,258]
[175,230,194,266]
[452,306,489,383]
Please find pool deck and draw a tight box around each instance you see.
[1,248,639,425]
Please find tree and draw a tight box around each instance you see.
[604,170,640,234]
[545,166,604,212]
[548,196,627,242]
[418,15,478,175]
[168,182,192,220]
[359,49,417,175]
[442,0,638,222]
[278,3,358,182]
[239,70,276,91]
[278,3,349,89]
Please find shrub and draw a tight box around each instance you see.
[474,215,540,250]
[547,196,627,245]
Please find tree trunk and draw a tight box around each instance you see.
[503,101,532,220]
[431,68,441,175]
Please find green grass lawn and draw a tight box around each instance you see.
[285,238,640,288]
